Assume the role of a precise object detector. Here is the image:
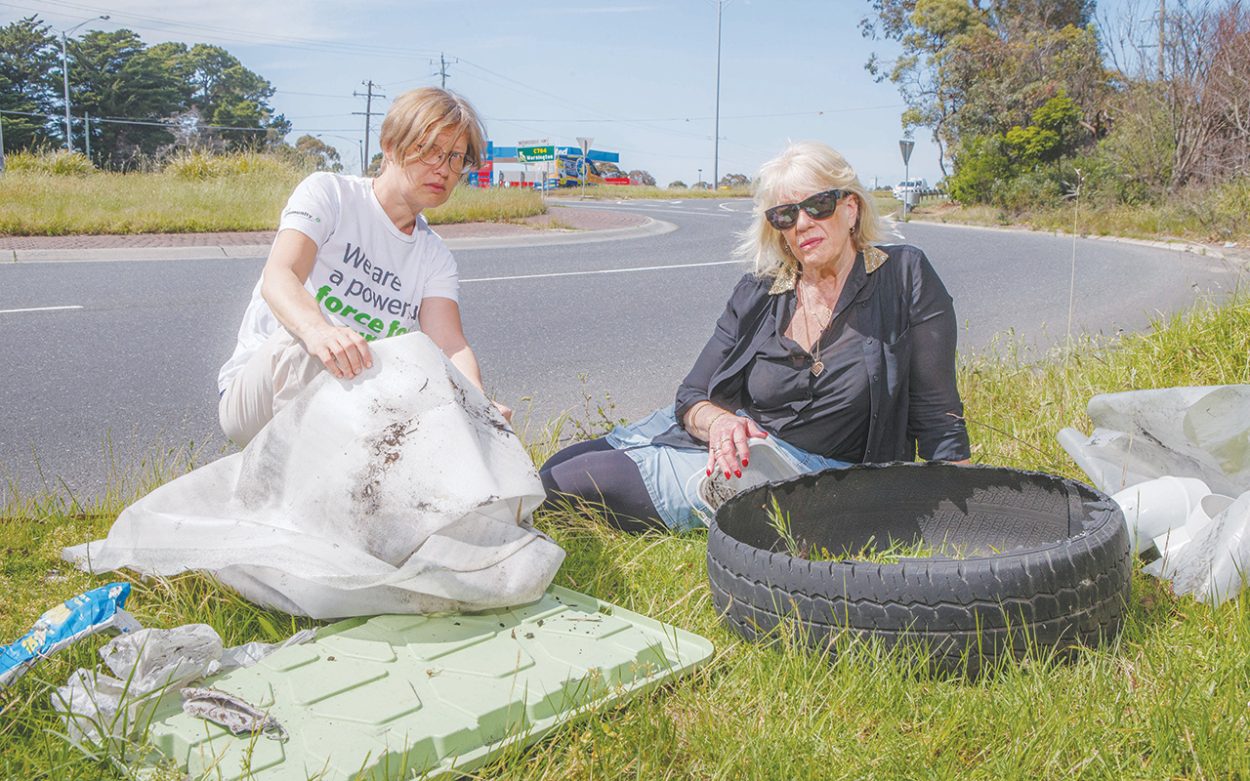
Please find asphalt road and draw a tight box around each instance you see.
[1,199,1243,503]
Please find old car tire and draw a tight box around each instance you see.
[706,463,1131,675]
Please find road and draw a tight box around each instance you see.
[1,199,1243,503]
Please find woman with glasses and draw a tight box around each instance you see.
[540,140,970,532]
[217,87,506,446]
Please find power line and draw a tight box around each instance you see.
[0,107,270,132]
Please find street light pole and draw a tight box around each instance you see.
[713,0,725,193]
[58,15,109,153]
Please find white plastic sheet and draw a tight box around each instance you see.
[63,332,565,619]
[1058,385,1250,604]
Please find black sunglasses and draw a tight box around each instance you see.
[764,189,847,230]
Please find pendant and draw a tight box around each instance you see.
[811,360,825,377]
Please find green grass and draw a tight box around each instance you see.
[0,151,546,236]
[911,179,1250,246]
[4,295,1250,779]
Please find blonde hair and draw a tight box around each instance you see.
[736,140,883,279]
[379,87,486,171]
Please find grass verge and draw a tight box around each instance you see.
[3,294,1250,779]
[0,153,546,236]
[911,190,1250,248]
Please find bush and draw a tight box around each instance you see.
[668,180,688,189]
[4,150,95,176]
[163,151,303,180]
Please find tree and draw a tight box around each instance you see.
[719,172,749,188]
[293,135,343,172]
[177,44,288,149]
[0,16,58,150]
[862,0,1108,177]
[627,169,656,186]
[1099,0,1250,192]
[68,29,187,165]
[668,180,688,188]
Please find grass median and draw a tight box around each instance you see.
[3,293,1249,779]
[0,152,547,236]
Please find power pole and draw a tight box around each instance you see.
[0,111,6,176]
[84,112,90,160]
[353,80,385,175]
[434,53,456,89]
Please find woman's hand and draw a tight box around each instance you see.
[705,411,769,480]
[493,400,514,424]
[304,324,373,379]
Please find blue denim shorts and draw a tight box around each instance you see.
[605,404,849,531]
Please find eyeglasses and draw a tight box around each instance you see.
[764,189,846,230]
[413,143,477,175]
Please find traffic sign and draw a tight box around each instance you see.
[577,137,593,157]
[899,139,914,165]
[517,145,555,162]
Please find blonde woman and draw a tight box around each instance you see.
[217,87,509,446]
[540,141,970,532]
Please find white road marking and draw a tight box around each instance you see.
[463,259,745,284]
[0,305,84,314]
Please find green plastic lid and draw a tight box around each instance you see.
[144,586,713,779]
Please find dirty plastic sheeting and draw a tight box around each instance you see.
[63,332,564,619]
[1058,385,1250,604]
[143,586,713,780]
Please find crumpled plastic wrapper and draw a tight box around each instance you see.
[53,623,314,745]
[1059,385,1250,605]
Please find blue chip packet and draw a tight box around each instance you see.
[1,582,138,688]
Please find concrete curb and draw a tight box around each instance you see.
[5,216,676,264]
[903,216,1242,263]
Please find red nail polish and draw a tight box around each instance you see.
[742,459,749,467]
[706,468,712,476]
[734,469,742,478]
[724,471,731,479]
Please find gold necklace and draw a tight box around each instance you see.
[800,280,827,377]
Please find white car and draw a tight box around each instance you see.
[893,178,928,200]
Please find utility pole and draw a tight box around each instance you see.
[0,111,6,176]
[84,112,90,160]
[434,53,457,89]
[353,80,385,176]
[713,0,726,193]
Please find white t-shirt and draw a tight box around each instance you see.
[217,172,460,393]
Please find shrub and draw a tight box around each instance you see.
[163,151,304,180]
[4,150,95,176]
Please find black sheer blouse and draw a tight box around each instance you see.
[668,244,970,463]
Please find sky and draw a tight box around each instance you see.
[3,0,1144,188]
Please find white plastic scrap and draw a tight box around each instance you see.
[62,332,564,619]
[54,624,314,745]
[1058,385,1250,605]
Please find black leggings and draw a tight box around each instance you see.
[538,438,666,533]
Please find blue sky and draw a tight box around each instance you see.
[5,0,1142,188]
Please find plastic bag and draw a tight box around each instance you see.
[1,582,140,689]
[1059,385,1250,604]
[54,623,315,744]
[63,332,565,619]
